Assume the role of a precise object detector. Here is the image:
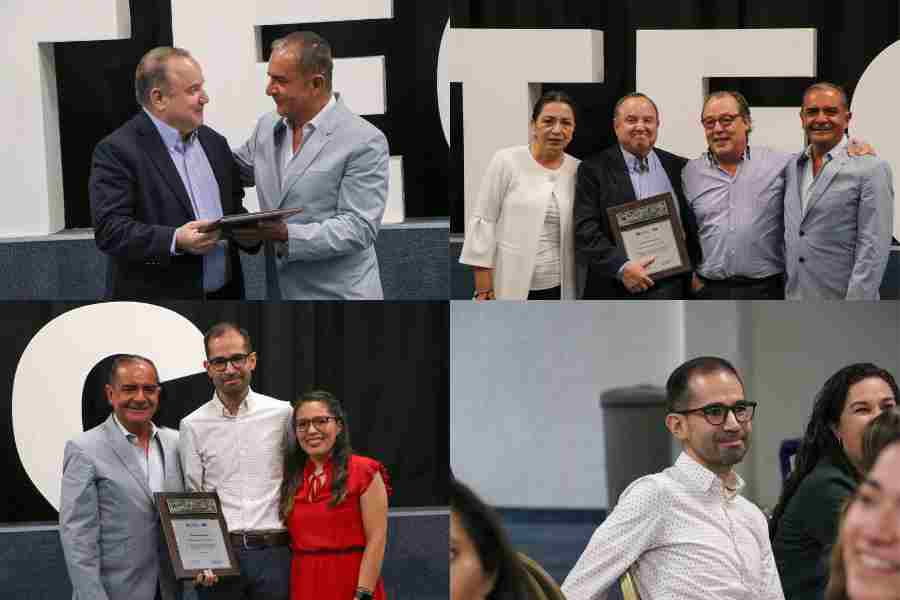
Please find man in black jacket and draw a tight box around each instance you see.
[575,93,700,299]
[90,47,258,299]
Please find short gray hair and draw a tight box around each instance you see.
[109,354,159,386]
[802,82,850,110]
[271,31,333,91]
[135,46,194,107]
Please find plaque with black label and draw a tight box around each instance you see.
[606,192,692,280]
[156,492,240,580]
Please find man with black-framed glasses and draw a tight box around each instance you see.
[178,322,293,599]
[562,356,785,600]
[681,90,790,300]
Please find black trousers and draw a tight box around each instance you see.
[527,286,561,300]
[694,273,785,300]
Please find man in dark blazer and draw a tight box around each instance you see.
[90,47,257,299]
[575,93,700,299]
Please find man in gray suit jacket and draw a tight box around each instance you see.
[232,31,389,299]
[60,355,183,600]
[785,82,894,300]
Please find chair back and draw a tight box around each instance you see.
[779,438,802,480]
[517,553,566,600]
[620,570,642,600]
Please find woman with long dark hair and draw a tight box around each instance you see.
[280,391,391,600]
[771,363,897,600]
[450,478,525,600]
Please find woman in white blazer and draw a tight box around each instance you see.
[460,91,580,300]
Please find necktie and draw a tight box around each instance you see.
[176,138,227,292]
[637,155,649,173]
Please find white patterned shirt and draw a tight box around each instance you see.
[561,452,785,600]
[178,388,293,532]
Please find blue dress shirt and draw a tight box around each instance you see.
[144,110,227,292]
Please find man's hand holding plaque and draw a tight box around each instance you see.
[197,207,302,249]
[622,256,657,294]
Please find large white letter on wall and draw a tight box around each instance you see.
[636,29,816,159]
[450,29,604,224]
[848,40,900,240]
[3,0,131,237]
[12,303,204,511]
[171,0,405,221]
[438,19,450,148]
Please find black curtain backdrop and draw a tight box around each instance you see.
[55,0,448,228]
[450,0,900,232]
[1,301,448,523]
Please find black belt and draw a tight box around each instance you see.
[229,530,291,549]
[698,272,783,286]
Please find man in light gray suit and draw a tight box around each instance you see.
[60,355,183,600]
[785,82,894,300]
[232,31,389,299]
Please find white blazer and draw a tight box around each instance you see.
[460,146,580,299]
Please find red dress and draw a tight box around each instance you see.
[287,454,391,600]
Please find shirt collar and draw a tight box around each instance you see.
[144,108,198,151]
[213,388,254,417]
[277,93,337,134]
[705,145,751,168]
[112,413,158,442]
[798,133,849,165]
[674,451,745,498]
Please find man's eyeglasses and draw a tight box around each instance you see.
[701,113,741,130]
[671,401,758,426]
[207,353,252,371]
[295,416,341,432]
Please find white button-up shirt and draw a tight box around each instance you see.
[178,389,293,532]
[561,452,785,600]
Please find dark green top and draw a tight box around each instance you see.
[773,457,857,600]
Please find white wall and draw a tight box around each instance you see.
[450,301,685,508]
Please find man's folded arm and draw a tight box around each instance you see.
[561,478,668,600]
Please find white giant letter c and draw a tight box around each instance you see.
[12,302,205,512]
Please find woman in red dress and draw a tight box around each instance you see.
[279,390,391,600]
